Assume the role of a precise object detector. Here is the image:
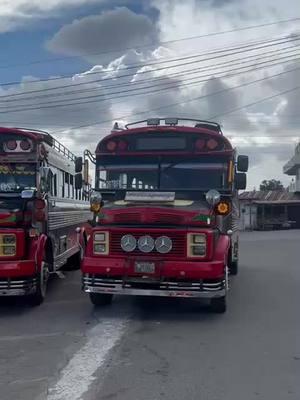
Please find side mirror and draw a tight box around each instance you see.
[75,173,83,190]
[39,167,51,193]
[75,157,83,173]
[237,155,249,172]
[235,172,247,190]
[83,159,89,184]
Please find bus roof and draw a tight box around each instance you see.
[96,119,233,156]
[123,118,223,133]
[0,126,76,162]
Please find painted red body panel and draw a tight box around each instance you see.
[0,260,36,277]
[82,229,230,280]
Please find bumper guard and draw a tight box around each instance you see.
[83,275,226,299]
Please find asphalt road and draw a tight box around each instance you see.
[0,230,299,400]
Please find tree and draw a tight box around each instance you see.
[259,179,284,191]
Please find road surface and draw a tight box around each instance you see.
[0,230,299,400]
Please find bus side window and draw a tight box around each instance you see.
[50,173,57,197]
[70,175,74,199]
[58,170,64,198]
[65,173,70,198]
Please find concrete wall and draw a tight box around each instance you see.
[240,203,257,230]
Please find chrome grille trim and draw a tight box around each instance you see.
[110,231,185,258]
[0,278,37,296]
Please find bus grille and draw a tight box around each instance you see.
[110,231,186,258]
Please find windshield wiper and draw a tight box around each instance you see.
[160,158,199,174]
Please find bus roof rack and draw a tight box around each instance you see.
[12,127,77,162]
[125,118,223,134]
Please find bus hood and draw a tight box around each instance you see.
[98,199,215,227]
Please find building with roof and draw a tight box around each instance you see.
[284,142,300,192]
[239,190,300,230]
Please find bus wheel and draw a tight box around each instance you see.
[89,293,113,306]
[28,262,49,306]
[210,296,227,314]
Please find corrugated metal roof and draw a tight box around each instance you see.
[239,190,300,203]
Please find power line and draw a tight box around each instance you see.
[0,36,298,106]
[1,34,299,92]
[0,16,299,69]
[50,67,300,134]
[2,54,300,115]
[2,43,299,105]
[2,47,299,109]
[209,86,300,120]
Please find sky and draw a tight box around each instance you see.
[0,0,300,189]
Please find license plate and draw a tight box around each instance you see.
[134,262,155,274]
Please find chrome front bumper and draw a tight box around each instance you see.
[82,275,226,299]
[0,278,37,296]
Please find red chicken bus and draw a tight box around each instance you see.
[0,127,91,305]
[80,118,248,313]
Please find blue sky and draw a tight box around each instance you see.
[0,0,148,83]
[0,0,299,187]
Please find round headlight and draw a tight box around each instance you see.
[206,189,221,206]
[138,235,155,253]
[155,236,172,254]
[121,234,137,252]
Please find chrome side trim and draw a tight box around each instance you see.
[48,210,92,230]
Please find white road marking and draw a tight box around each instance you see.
[47,319,128,400]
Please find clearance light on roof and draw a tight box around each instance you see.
[105,140,128,152]
[106,141,117,152]
[195,139,206,150]
[206,138,219,150]
[165,118,178,125]
[147,118,160,126]
[6,140,17,150]
[20,139,31,151]
[118,140,128,151]
[4,139,32,153]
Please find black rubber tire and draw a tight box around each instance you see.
[229,260,238,276]
[210,296,227,314]
[89,293,113,306]
[28,262,49,306]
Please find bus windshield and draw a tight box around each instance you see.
[0,163,36,192]
[97,157,229,191]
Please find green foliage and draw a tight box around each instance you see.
[259,179,284,191]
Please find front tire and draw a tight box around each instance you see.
[89,293,113,306]
[210,296,227,313]
[28,262,49,306]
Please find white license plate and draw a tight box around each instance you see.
[134,262,155,274]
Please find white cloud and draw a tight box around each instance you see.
[0,0,104,32]
[0,0,299,187]
[47,7,159,65]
